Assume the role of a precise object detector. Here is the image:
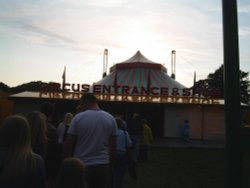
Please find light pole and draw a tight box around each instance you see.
[222,0,242,187]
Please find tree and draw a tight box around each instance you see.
[0,82,11,92]
[9,81,43,93]
[0,81,43,93]
[194,65,250,104]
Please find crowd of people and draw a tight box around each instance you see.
[0,93,153,188]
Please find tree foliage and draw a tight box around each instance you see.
[0,81,43,93]
[195,64,250,104]
[0,82,11,92]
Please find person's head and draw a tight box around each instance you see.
[141,119,148,124]
[0,115,32,181]
[40,102,55,118]
[0,115,31,153]
[26,111,47,148]
[63,113,73,125]
[133,113,139,118]
[56,158,86,188]
[79,93,98,111]
[115,117,122,129]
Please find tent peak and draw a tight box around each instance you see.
[119,50,158,64]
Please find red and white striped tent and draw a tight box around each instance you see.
[93,51,186,95]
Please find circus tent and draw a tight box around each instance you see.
[93,51,186,94]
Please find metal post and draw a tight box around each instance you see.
[222,0,242,187]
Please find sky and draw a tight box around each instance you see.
[0,0,249,88]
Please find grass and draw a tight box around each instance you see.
[123,146,250,188]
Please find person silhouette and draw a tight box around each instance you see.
[0,115,46,188]
[64,93,117,188]
[181,119,190,142]
[56,157,86,188]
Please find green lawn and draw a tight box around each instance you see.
[123,147,250,188]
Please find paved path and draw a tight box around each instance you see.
[152,138,225,149]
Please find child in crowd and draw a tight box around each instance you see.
[56,157,86,188]
[181,119,190,142]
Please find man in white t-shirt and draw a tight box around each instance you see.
[64,93,117,188]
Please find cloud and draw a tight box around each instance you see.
[239,26,250,37]
[87,0,129,8]
[238,4,250,13]
[14,22,76,44]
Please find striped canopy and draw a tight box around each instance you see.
[93,51,186,95]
